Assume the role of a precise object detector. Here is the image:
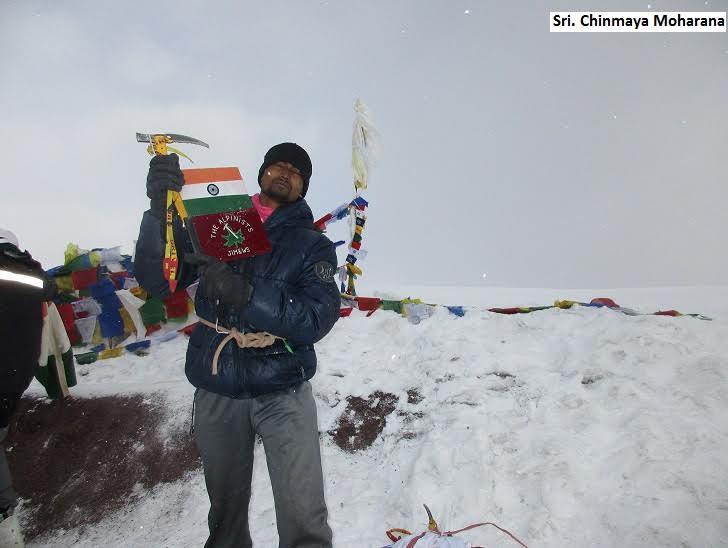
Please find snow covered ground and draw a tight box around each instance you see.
[22,285,728,547]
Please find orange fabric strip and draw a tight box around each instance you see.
[182,167,242,184]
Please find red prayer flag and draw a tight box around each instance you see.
[71,268,98,290]
[590,297,619,308]
[164,291,189,319]
[56,302,81,345]
[145,324,162,337]
[313,213,333,231]
[655,310,680,316]
[179,322,198,336]
[355,297,381,312]
[489,307,521,315]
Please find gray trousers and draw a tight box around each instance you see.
[0,427,17,512]
[193,382,332,548]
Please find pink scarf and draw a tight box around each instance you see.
[252,193,275,224]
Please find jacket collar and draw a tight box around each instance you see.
[264,198,314,232]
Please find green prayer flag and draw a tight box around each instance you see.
[140,297,166,326]
[380,300,403,313]
[74,352,99,365]
[36,348,78,399]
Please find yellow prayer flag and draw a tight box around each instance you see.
[56,275,74,293]
[92,320,103,344]
[347,263,363,276]
[130,286,148,300]
[99,347,125,360]
[119,308,135,335]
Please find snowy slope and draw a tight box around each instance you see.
[22,286,728,547]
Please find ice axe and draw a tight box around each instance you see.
[136,132,210,292]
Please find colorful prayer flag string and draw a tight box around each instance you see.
[337,295,712,323]
[345,100,379,296]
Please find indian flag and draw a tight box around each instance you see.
[180,167,253,217]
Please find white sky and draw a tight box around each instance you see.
[1,0,726,288]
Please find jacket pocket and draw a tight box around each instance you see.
[185,324,240,397]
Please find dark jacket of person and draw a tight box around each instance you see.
[0,244,45,427]
[134,199,341,398]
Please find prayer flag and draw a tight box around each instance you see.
[71,267,98,290]
[164,290,189,319]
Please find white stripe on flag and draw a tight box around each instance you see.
[181,179,248,201]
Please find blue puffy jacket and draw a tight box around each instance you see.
[134,199,341,398]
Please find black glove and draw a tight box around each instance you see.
[146,153,184,218]
[185,254,252,315]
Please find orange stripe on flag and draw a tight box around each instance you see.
[182,167,242,184]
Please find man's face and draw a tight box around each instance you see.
[260,161,304,204]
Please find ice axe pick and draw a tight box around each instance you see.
[136,132,210,163]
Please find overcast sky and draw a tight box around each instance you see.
[1,0,726,288]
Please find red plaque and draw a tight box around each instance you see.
[187,209,272,261]
[181,167,271,262]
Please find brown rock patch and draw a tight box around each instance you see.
[406,388,423,404]
[328,391,398,452]
[6,394,200,541]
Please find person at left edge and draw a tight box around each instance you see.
[0,228,57,547]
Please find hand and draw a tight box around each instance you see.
[146,153,184,217]
[185,253,252,315]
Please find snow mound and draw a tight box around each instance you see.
[15,287,728,547]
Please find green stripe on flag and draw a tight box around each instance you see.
[183,195,253,217]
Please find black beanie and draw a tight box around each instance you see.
[257,142,313,198]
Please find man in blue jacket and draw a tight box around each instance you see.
[135,143,340,548]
